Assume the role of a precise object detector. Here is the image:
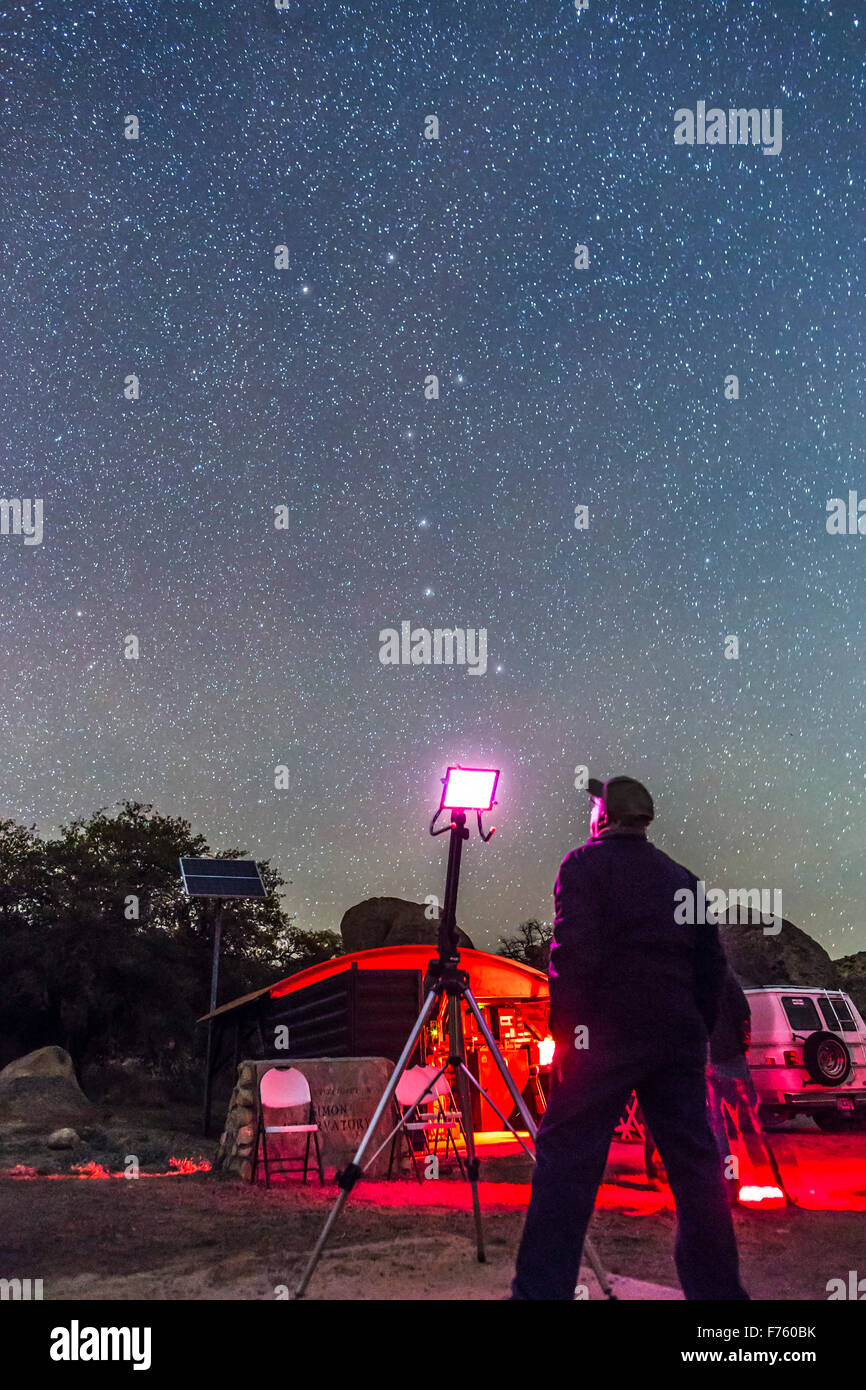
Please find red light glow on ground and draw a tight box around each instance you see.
[5,1157,212,1181]
[4,1135,864,1213]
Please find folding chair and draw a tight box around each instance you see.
[250,1066,325,1188]
[707,1069,790,1205]
[614,1089,645,1143]
[426,1069,471,1172]
[387,1065,468,1183]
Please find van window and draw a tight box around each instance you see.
[782,996,822,1031]
[820,997,857,1033]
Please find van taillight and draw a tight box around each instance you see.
[784,1049,799,1067]
[764,1055,776,1065]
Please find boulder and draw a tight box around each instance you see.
[720,915,839,989]
[834,952,866,1020]
[340,897,473,953]
[46,1128,81,1150]
[0,1046,95,1132]
[0,1046,85,1089]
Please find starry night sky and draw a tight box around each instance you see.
[0,0,863,959]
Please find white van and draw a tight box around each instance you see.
[744,987,866,1131]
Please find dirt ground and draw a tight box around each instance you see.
[1,1105,864,1301]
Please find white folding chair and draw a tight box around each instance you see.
[250,1066,325,1187]
[387,1064,468,1182]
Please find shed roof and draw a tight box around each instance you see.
[199,945,549,1023]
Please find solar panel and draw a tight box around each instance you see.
[180,859,260,877]
[179,858,267,899]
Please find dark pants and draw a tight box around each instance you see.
[511,1049,749,1300]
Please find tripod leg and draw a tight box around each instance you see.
[293,987,440,1298]
[582,1237,616,1299]
[532,1071,547,1117]
[293,1185,353,1298]
[457,1063,535,1158]
[462,990,538,1139]
[447,992,486,1263]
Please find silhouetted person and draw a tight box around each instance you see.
[510,776,749,1300]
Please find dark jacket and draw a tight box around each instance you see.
[547,833,727,1062]
[709,970,752,1064]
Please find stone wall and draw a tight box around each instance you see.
[216,1057,397,1182]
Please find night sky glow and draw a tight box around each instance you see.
[1,1,863,957]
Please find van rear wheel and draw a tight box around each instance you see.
[802,1030,852,1086]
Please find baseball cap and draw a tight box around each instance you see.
[587,775,654,824]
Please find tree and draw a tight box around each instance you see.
[497,919,552,972]
[0,802,341,1073]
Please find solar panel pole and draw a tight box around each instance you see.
[180,857,267,1137]
[202,901,224,1136]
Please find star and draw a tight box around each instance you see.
[0,1,859,962]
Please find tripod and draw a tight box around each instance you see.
[293,803,613,1299]
[709,1071,795,1206]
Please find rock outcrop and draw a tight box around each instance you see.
[340,896,473,952]
[720,916,839,990]
[0,1046,95,1132]
[834,952,866,1020]
[46,1127,81,1149]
